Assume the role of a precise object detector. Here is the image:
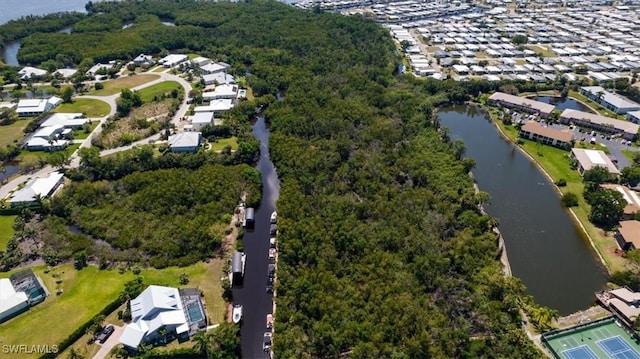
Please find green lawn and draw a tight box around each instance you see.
[54,98,111,117]
[0,118,31,148]
[152,66,167,73]
[72,121,99,140]
[0,215,16,250]
[210,137,238,152]
[496,118,626,272]
[17,144,81,166]
[526,45,557,58]
[0,260,226,359]
[138,81,182,103]
[89,74,161,96]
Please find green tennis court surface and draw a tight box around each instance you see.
[543,317,640,359]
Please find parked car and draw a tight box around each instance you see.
[96,325,115,344]
[263,332,273,351]
[266,314,274,330]
[268,264,276,278]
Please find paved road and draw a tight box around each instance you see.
[1,70,193,198]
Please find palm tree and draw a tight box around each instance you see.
[192,331,211,358]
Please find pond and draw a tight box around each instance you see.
[535,96,595,114]
[438,104,608,315]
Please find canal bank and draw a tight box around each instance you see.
[439,105,608,315]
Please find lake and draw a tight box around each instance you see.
[438,105,608,315]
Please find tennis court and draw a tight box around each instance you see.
[543,317,640,359]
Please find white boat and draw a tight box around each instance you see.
[270,211,277,224]
[232,304,243,324]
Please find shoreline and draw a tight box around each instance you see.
[476,102,611,275]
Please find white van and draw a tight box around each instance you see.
[590,137,596,144]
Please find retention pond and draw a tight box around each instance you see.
[438,105,608,315]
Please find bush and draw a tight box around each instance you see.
[555,178,567,187]
[561,192,579,207]
[94,82,104,90]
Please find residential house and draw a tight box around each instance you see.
[581,86,640,114]
[39,113,89,129]
[488,92,556,118]
[199,62,229,75]
[86,62,116,77]
[628,110,640,124]
[617,220,640,251]
[518,120,573,149]
[570,148,620,176]
[601,184,640,218]
[560,109,639,140]
[18,66,47,80]
[16,97,62,117]
[8,171,65,207]
[159,54,188,68]
[202,72,236,85]
[25,125,70,151]
[187,112,214,131]
[168,132,201,153]
[193,99,234,114]
[53,68,78,78]
[0,269,48,323]
[596,287,640,326]
[133,54,154,67]
[190,57,210,67]
[201,84,238,101]
[119,286,190,349]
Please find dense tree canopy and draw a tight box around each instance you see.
[3,1,546,356]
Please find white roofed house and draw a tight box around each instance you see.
[159,54,188,68]
[193,99,234,114]
[488,92,556,118]
[580,86,640,114]
[199,62,229,75]
[190,56,210,67]
[202,72,236,85]
[16,97,62,117]
[86,63,116,77]
[18,66,47,80]
[119,285,190,349]
[0,278,28,323]
[187,112,214,131]
[201,84,238,101]
[133,53,154,67]
[168,132,202,153]
[53,68,78,78]
[25,125,70,152]
[570,148,620,177]
[39,113,89,129]
[8,171,65,207]
[559,109,640,140]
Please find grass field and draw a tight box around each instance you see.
[0,215,16,250]
[496,119,626,272]
[54,98,111,117]
[72,121,99,140]
[17,144,81,166]
[210,137,239,152]
[138,81,182,103]
[0,119,31,148]
[90,74,161,96]
[152,66,167,73]
[0,259,226,359]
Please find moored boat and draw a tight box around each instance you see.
[232,304,243,324]
[270,211,277,224]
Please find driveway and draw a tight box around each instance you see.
[92,324,125,359]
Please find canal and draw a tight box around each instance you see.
[233,116,280,358]
[438,105,608,315]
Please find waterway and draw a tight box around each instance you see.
[535,96,594,113]
[0,162,19,183]
[233,116,280,358]
[438,105,608,315]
